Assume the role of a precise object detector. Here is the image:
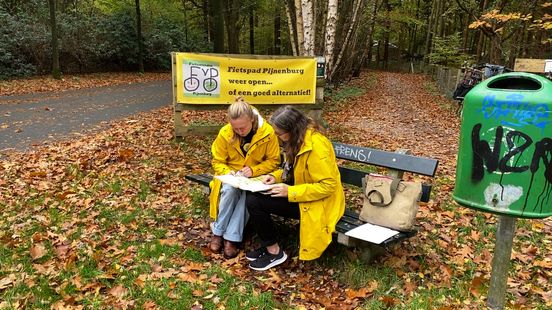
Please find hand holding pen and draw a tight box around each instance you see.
[233,166,252,178]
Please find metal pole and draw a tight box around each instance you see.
[487,215,517,310]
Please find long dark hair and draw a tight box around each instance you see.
[269,106,312,162]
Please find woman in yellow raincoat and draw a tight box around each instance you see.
[209,97,280,259]
[245,106,345,271]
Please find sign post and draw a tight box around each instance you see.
[487,216,516,309]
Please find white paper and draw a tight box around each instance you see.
[214,174,273,192]
[345,222,400,244]
[545,60,552,73]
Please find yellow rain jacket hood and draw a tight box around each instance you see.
[271,128,345,260]
[209,110,280,219]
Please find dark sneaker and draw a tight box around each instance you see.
[245,247,267,261]
[249,250,287,271]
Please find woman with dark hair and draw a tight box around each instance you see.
[209,97,280,259]
[245,106,345,271]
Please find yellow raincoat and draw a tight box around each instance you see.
[271,128,345,260]
[209,113,280,219]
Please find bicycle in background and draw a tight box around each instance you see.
[452,63,510,116]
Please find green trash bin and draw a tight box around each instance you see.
[453,72,552,219]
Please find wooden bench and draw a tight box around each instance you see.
[185,142,439,260]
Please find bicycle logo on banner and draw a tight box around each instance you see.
[182,61,221,97]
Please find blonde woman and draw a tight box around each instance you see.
[209,97,280,258]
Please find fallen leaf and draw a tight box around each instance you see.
[108,285,128,299]
[470,276,485,297]
[30,243,47,260]
[143,300,157,309]
[380,296,398,307]
[0,274,16,290]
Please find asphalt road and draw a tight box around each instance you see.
[0,80,172,152]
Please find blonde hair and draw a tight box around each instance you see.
[228,96,259,142]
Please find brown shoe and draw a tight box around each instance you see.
[223,240,239,259]
[209,235,223,253]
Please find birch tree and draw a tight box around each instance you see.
[301,0,315,55]
[294,0,306,55]
[323,0,338,78]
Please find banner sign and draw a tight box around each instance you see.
[173,53,316,104]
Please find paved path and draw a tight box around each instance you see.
[0,80,172,152]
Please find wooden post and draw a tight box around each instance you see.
[487,215,516,310]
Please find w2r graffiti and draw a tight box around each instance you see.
[471,123,552,214]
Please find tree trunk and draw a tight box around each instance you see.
[212,0,225,52]
[409,0,421,58]
[203,0,211,44]
[48,0,61,79]
[475,0,488,62]
[294,0,305,55]
[438,0,446,37]
[366,0,378,67]
[224,0,240,54]
[424,0,436,57]
[284,0,298,56]
[249,7,254,54]
[462,13,470,51]
[301,0,315,55]
[382,0,391,69]
[329,0,363,80]
[135,0,144,73]
[274,2,281,55]
[323,0,338,78]
[182,0,189,46]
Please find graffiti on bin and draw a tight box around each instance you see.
[478,94,550,131]
[471,123,552,214]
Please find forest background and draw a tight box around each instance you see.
[1,0,551,83]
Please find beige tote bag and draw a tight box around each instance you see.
[359,173,422,231]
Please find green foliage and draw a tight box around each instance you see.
[326,86,365,102]
[0,1,212,79]
[324,85,365,111]
[0,11,44,79]
[427,33,473,67]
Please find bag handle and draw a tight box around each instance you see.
[366,177,401,207]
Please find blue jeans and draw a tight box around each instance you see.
[211,184,249,242]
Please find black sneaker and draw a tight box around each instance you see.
[249,249,287,271]
[245,247,267,261]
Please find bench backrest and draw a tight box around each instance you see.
[333,142,438,176]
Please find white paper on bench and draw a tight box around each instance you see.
[345,222,400,244]
[214,174,273,192]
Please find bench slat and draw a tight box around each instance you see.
[185,174,212,187]
[333,142,439,177]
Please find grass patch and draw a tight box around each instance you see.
[325,86,366,112]
[181,247,206,263]
[188,187,209,219]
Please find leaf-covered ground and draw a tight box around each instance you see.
[0,72,171,98]
[1,71,551,309]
